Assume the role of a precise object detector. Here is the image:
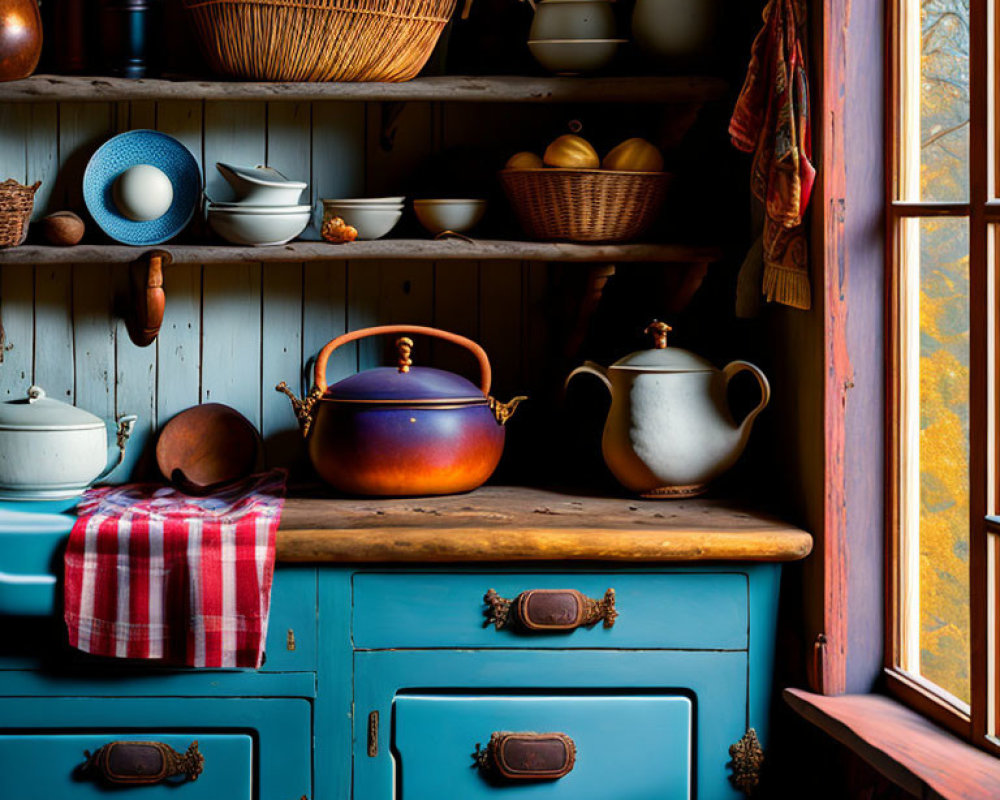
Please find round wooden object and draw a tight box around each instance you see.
[156,403,261,493]
[39,211,85,246]
[0,0,42,81]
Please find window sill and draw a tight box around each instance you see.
[784,688,1000,800]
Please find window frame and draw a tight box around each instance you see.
[884,0,998,752]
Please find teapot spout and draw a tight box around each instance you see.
[489,395,527,426]
[275,382,322,438]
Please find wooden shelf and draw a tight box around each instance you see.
[275,486,813,563]
[0,240,723,266]
[0,74,729,104]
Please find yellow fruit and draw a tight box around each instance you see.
[506,151,544,169]
[543,135,599,169]
[602,138,664,172]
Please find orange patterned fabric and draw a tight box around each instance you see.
[730,0,815,310]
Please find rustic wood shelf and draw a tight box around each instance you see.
[0,240,723,266]
[275,486,813,563]
[0,74,729,104]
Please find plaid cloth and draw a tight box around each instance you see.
[730,0,815,310]
[64,471,286,668]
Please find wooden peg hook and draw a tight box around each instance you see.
[127,250,171,347]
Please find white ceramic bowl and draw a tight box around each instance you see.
[322,202,403,240]
[528,38,625,75]
[216,163,307,206]
[208,205,311,246]
[323,196,405,205]
[413,199,488,235]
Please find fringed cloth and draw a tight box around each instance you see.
[730,0,815,310]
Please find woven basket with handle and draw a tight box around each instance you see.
[183,0,457,82]
[499,168,673,243]
[0,180,40,248]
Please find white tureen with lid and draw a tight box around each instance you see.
[0,386,136,501]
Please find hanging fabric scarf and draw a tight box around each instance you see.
[730,0,815,311]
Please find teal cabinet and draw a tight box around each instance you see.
[394,694,693,798]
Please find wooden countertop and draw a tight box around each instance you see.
[276,487,813,563]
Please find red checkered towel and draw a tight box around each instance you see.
[64,471,286,668]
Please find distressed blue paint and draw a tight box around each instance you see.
[0,733,253,799]
[395,694,692,798]
[354,649,746,800]
[353,571,749,650]
[0,697,311,800]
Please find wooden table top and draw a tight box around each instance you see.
[276,486,813,564]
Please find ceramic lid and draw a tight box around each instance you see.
[0,386,105,431]
[325,367,486,404]
[216,163,308,191]
[609,322,716,373]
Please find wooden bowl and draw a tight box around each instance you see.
[156,403,261,493]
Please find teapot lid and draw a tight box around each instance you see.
[609,322,716,373]
[324,338,487,404]
[0,386,105,430]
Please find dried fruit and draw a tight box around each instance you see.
[322,216,358,243]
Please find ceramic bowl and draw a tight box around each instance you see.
[529,0,617,41]
[323,196,405,206]
[527,38,625,75]
[208,205,311,246]
[216,163,307,206]
[321,201,402,240]
[413,199,488,235]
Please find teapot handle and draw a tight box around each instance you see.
[94,415,138,483]
[565,361,612,394]
[722,361,770,432]
[313,325,492,395]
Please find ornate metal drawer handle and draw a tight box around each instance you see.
[474,731,576,781]
[484,588,617,631]
[80,740,204,785]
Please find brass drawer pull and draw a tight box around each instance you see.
[475,732,576,780]
[484,588,617,631]
[80,740,204,785]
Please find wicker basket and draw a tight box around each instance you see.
[499,168,673,243]
[0,180,40,248]
[183,0,457,82]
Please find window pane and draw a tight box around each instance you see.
[897,0,969,201]
[899,216,970,705]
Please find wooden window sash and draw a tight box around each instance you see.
[885,0,999,754]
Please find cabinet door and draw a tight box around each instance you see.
[0,733,251,800]
[395,694,692,799]
[354,650,747,800]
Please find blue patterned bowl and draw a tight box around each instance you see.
[83,130,201,246]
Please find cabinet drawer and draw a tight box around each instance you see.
[353,572,748,650]
[394,694,692,799]
[0,733,251,799]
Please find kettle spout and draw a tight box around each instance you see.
[489,395,527,426]
[276,382,322,438]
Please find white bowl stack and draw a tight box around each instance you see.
[321,197,404,241]
[207,163,311,246]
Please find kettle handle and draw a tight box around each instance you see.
[722,361,770,431]
[313,325,492,395]
[565,361,612,394]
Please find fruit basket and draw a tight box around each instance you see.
[182,0,456,82]
[0,179,41,247]
[499,168,672,243]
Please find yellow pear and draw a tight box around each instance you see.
[506,151,545,169]
[602,138,664,172]
[543,134,600,169]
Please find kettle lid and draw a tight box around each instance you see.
[609,321,716,373]
[0,386,105,430]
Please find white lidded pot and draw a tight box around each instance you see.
[566,321,769,498]
[0,386,136,501]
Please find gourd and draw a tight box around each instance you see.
[544,135,600,169]
[602,138,664,172]
[506,152,544,169]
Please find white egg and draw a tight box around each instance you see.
[113,164,174,222]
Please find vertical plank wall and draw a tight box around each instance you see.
[0,100,546,478]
